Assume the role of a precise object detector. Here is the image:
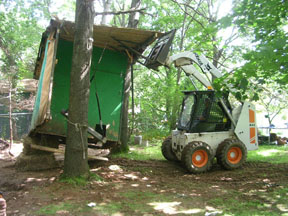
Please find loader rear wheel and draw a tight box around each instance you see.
[181,141,212,174]
[161,137,177,161]
[217,139,247,170]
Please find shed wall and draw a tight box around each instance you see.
[36,39,128,141]
[31,33,56,130]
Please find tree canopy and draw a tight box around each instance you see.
[0,0,287,139]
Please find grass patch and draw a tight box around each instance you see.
[93,202,123,215]
[36,202,91,215]
[60,175,88,186]
[89,172,103,182]
[112,141,288,164]
[36,203,74,215]
[208,197,273,216]
[59,172,103,186]
[248,145,288,163]
[118,190,206,214]
[92,191,179,215]
[112,141,164,160]
[208,187,288,216]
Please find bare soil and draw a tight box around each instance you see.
[1,143,288,216]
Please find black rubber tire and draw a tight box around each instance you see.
[181,141,213,174]
[216,138,231,165]
[161,137,177,161]
[217,139,247,170]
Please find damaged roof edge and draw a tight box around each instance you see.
[33,19,163,79]
[49,19,163,53]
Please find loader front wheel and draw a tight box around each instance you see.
[181,141,212,174]
[161,137,177,161]
[217,139,247,170]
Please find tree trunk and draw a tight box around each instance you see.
[63,0,94,177]
[8,80,13,155]
[127,0,141,28]
[268,117,272,144]
[101,0,112,25]
[119,0,141,152]
[119,69,131,152]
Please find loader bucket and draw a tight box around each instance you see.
[144,29,176,70]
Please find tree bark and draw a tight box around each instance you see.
[119,69,131,152]
[127,0,141,28]
[100,0,112,25]
[119,0,141,152]
[63,0,94,177]
[8,80,13,155]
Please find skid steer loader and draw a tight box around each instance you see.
[144,30,258,173]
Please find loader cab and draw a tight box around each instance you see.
[178,91,232,133]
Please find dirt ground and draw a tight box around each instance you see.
[1,142,288,216]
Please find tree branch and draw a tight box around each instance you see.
[95,7,146,16]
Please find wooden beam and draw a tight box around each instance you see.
[30,144,109,161]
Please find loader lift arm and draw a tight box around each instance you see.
[166,51,237,127]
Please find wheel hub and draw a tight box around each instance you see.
[192,150,208,168]
[230,152,236,158]
[195,155,202,161]
[227,147,242,164]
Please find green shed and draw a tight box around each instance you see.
[30,19,162,145]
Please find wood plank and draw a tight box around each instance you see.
[30,144,109,161]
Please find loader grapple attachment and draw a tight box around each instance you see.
[144,29,176,70]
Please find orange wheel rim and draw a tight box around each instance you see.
[227,147,242,164]
[192,150,208,168]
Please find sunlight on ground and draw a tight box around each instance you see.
[0,142,23,159]
[257,149,280,157]
[109,165,123,172]
[148,201,202,215]
[277,204,288,212]
[111,213,124,216]
[124,173,138,180]
[10,142,23,156]
[25,177,56,183]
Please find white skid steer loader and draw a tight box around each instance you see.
[144,30,258,173]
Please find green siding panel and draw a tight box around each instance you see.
[41,39,127,141]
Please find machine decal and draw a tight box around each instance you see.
[250,128,256,144]
[249,109,256,144]
[249,109,255,123]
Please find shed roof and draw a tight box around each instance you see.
[48,19,163,52]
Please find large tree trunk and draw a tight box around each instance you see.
[63,0,94,177]
[119,0,141,152]
[100,0,112,25]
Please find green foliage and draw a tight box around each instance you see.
[132,65,184,135]
[226,0,288,99]
[130,0,247,138]
[0,0,46,78]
